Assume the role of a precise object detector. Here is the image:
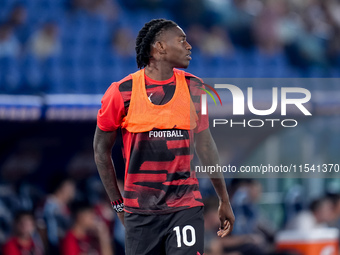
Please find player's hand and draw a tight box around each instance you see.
[117,212,125,227]
[217,200,235,238]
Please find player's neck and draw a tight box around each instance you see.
[144,63,174,81]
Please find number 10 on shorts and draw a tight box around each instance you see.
[173,225,196,247]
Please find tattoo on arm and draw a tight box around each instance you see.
[93,126,123,202]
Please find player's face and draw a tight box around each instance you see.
[161,26,192,68]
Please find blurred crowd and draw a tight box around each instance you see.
[0,173,124,255]
[1,0,340,254]
[1,174,340,255]
[185,0,340,67]
[1,0,340,94]
[203,179,340,255]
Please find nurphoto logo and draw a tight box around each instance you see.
[200,84,312,128]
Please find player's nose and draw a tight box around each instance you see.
[185,41,192,50]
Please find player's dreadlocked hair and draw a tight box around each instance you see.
[136,19,178,69]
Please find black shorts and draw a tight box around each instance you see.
[125,206,204,255]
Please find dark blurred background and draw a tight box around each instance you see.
[1,0,340,255]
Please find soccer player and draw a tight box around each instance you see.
[93,18,235,255]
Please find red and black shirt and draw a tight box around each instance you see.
[97,71,208,214]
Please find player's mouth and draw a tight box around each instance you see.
[186,52,192,60]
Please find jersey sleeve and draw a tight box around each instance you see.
[97,82,126,132]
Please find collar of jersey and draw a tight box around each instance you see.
[144,73,175,85]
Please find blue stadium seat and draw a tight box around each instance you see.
[0,56,22,93]
[330,68,340,78]
[66,66,83,93]
[252,49,289,78]
[307,66,328,78]
[213,53,243,78]
[43,56,63,93]
[0,0,334,95]
[186,51,206,77]
[0,1,11,21]
[101,51,127,82]
[21,54,43,93]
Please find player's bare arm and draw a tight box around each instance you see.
[195,128,235,237]
[93,126,125,226]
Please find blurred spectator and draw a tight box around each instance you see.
[204,238,225,255]
[203,197,221,253]
[71,0,119,20]
[85,177,115,241]
[60,202,113,255]
[88,179,115,231]
[2,210,44,255]
[90,0,120,21]
[277,0,329,68]
[186,24,206,52]
[38,175,75,254]
[7,5,27,28]
[0,143,44,215]
[173,0,207,27]
[111,27,135,57]
[282,184,304,227]
[28,22,61,60]
[253,1,284,54]
[7,4,29,44]
[200,26,233,57]
[0,197,12,245]
[326,193,340,228]
[323,0,340,66]
[0,23,21,58]
[222,179,276,255]
[85,178,124,254]
[325,193,340,246]
[219,0,255,49]
[0,0,340,94]
[286,196,334,231]
[232,179,265,235]
[70,0,89,11]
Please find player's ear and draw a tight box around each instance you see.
[154,41,166,55]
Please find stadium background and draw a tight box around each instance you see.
[1,0,340,254]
